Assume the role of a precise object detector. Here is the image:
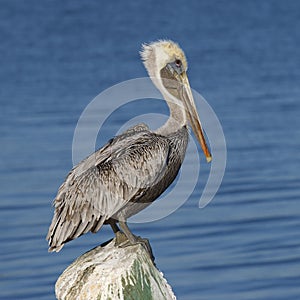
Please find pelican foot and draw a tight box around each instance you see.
[116,221,155,262]
[114,232,155,263]
[115,231,131,247]
[135,236,155,263]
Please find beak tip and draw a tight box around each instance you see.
[206,155,212,163]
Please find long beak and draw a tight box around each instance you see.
[180,72,212,163]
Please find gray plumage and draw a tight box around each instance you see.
[47,124,188,252]
[47,40,211,252]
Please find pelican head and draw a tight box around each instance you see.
[141,40,212,163]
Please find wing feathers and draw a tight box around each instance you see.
[47,127,170,251]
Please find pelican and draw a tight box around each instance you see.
[47,40,211,259]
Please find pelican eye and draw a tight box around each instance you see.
[166,59,184,75]
[175,59,182,67]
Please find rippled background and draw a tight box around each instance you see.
[1,1,300,299]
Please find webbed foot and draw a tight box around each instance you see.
[114,222,155,263]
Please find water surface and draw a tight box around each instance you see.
[1,1,300,299]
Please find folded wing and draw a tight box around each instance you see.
[47,124,170,252]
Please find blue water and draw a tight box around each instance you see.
[1,1,300,299]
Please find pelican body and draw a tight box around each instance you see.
[47,40,211,254]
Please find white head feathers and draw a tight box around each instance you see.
[140,40,188,78]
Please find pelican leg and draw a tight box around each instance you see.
[108,221,128,245]
[109,221,120,234]
[119,221,155,262]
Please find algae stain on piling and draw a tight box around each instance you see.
[121,260,152,299]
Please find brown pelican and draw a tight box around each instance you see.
[47,40,211,258]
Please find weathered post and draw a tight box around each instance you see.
[55,238,176,300]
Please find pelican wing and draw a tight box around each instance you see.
[47,124,170,252]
